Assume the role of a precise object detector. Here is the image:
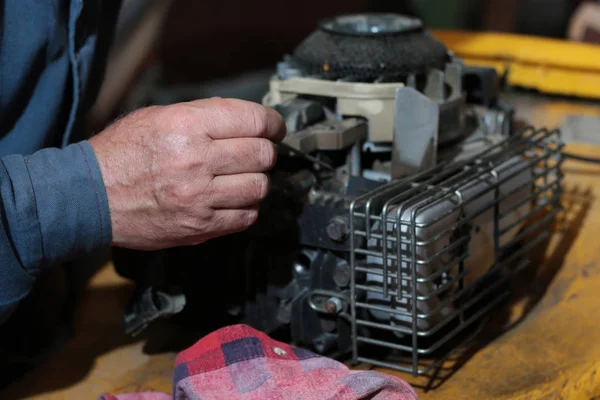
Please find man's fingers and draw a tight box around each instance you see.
[185,98,286,142]
[208,138,277,175]
[209,173,270,209]
[209,206,261,237]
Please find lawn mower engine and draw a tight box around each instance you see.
[112,14,563,375]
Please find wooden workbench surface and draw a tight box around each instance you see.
[2,96,600,400]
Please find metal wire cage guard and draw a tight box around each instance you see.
[348,126,564,376]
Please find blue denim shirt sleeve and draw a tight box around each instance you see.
[0,141,112,322]
[0,0,121,324]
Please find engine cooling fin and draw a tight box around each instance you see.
[291,13,449,81]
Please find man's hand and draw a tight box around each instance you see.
[89,98,286,250]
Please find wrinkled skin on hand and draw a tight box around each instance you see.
[89,98,286,250]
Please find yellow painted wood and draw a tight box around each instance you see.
[431,30,600,99]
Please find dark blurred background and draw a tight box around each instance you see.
[89,0,599,130]
[128,0,589,82]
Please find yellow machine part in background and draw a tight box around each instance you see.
[431,30,600,100]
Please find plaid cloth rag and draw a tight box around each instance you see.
[99,324,417,400]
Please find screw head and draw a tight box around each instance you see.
[326,217,349,242]
[325,297,343,314]
[333,262,351,287]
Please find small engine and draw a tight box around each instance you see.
[113,14,563,376]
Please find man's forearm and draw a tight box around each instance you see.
[0,142,112,322]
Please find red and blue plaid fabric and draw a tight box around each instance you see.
[99,324,417,400]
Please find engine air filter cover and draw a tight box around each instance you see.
[291,13,449,81]
[319,13,423,36]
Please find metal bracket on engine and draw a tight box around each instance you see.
[282,118,367,153]
[391,87,440,178]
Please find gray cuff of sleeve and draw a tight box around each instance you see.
[20,141,111,269]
